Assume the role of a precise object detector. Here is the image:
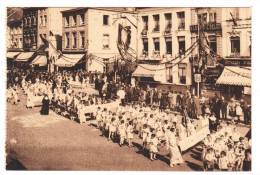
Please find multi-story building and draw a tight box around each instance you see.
[34,7,69,71]
[6,11,23,69]
[10,7,40,67]
[14,7,69,71]
[134,8,192,90]
[6,19,23,64]
[218,7,251,100]
[7,19,23,50]
[59,8,137,72]
[190,7,251,99]
[22,8,38,50]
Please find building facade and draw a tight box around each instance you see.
[190,7,251,99]
[135,8,192,88]
[60,8,137,72]
[7,20,23,50]
[190,7,251,65]
[22,8,38,51]
[37,7,66,49]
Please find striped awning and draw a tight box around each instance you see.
[216,66,251,86]
[55,54,85,67]
[31,55,47,66]
[6,52,21,59]
[15,52,35,62]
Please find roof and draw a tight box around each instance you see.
[216,66,251,86]
[61,7,137,14]
[61,8,87,13]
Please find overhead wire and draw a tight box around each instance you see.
[136,41,198,71]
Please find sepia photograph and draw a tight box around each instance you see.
[5,7,251,171]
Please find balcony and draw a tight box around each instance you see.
[229,52,240,58]
[190,22,222,33]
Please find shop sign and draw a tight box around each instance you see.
[224,59,251,67]
[194,74,201,83]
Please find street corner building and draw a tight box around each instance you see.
[6,7,251,171]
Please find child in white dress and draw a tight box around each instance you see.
[149,133,159,161]
[118,120,126,146]
[126,121,134,147]
[108,117,117,141]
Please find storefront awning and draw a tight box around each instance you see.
[15,52,35,62]
[6,52,21,59]
[216,66,251,86]
[132,64,166,82]
[31,55,47,66]
[55,54,85,67]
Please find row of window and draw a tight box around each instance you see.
[64,31,85,49]
[64,31,111,50]
[64,14,85,27]
[141,11,186,33]
[142,36,186,56]
[23,16,37,27]
[197,12,217,24]
[39,15,48,27]
[9,27,22,35]
[64,14,110,27]
[142,35,245,58]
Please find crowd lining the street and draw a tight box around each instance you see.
[6,69,251,171]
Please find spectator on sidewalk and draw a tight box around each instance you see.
[221,97,228,120]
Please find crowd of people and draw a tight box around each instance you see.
[6,68,251,171]
[202,121,251,171]
[93,104,194,166]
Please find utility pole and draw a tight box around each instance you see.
[195,9,203,98]
[197,16,201,98]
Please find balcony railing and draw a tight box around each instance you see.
[190,22,222,33]
[230,52,240,58]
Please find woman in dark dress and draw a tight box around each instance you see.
[41,95,50,115]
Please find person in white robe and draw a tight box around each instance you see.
[26,87,34,108]
[77,103,86,124]
[166,128,184,167]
